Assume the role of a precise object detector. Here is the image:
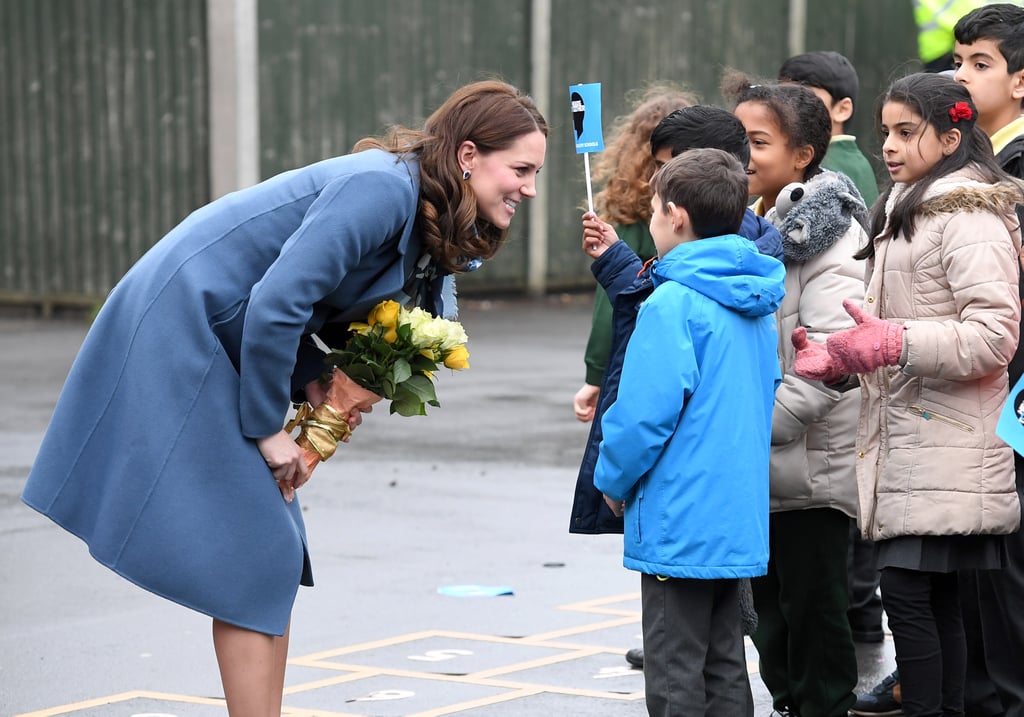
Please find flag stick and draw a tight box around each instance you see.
[583,151,594,213]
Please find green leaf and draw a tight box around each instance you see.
[392,358,412,384]
[402,374,438,403]
[391,395,428,416]
[409,354,438,373]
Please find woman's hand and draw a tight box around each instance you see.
[257,430,309,503]
[305,374,371,443]
[582,211,620,259]
[305,377,328,408]
[342,403,371,443]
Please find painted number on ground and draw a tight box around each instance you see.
[594,666,643,679]
[408,648,474,662]
[350,689,415,702]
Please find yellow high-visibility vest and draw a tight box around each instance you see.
[913,0,984,63]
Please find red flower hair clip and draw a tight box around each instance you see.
[949,101,973,123]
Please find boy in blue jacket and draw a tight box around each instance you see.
[594,148,785,716]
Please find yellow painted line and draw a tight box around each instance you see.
[295,629,440,661]
[12,690,226,717]
[14,594,653,717]
[527,614,639,642]
[281,706,364,717]
[470,645,607,679]
[404,687,546,717]
[557,592,641,615]
[283,668,384,693]
[282,661,643,698]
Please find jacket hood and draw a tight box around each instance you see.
[917,179,1024,218]
[652,234,785,317]
[886,167,1024,240]
[775,170,868,263]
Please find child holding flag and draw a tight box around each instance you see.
[571,83,696,424]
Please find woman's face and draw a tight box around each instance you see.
[462,130,546,230]
[734,100,808,209]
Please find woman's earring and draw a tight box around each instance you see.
[462,169,471,180]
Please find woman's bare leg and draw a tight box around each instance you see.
[212,618,289,717]
[271,621,291,709]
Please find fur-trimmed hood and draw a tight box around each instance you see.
[774,170,869,263]
[918,180,1023,218]
[885,167,1024,236]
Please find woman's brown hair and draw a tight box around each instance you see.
[355,80,548,273]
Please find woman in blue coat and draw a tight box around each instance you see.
[22,80,547,716]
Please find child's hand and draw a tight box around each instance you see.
[582,212,620,259]
[792,327,845,384]
[826,299,905,374]
[573,383,600,422]
[603,494,624,517]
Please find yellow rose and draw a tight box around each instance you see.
[368,300,401,330]
[419,348,438,361]
[442,344,470,370]
[348,321,371,336]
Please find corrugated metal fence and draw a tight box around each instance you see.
[0,0,208,314]
[0,0,917,313]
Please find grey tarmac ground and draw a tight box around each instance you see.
[0,295,895,717]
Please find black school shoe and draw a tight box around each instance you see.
[624,647,644,669]
[849,670,902,716]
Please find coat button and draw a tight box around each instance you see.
[858,451,865,458]
[867,296,875,303]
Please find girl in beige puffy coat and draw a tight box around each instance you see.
[794,73,1024,717]
[726,74,865,717]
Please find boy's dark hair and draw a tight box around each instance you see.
[778,50,860,105]
[649,105,751,166]
[954,3,1024,74]
[721,71,832,180]
[650,148,747,238]
[856,72,1010,260]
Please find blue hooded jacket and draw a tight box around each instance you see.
[593,233,784,578]
[570,209,783,534]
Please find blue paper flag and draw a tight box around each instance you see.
[569,82,604,154]
[996,372,1024,456]
[437,584,514,597]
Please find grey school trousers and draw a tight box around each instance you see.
[641,572,754,717]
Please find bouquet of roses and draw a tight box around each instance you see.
[286,300,470,473]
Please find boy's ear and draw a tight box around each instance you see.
[1012,69,1024,103]
[830,97,854,126]
[665,201,690,233]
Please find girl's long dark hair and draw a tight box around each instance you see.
[856,73,1006,260]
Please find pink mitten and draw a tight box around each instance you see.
[826,299,905,374]
[792,327,845,384]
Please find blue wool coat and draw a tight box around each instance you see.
[22,149,451,636]
[594,235,785,578]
